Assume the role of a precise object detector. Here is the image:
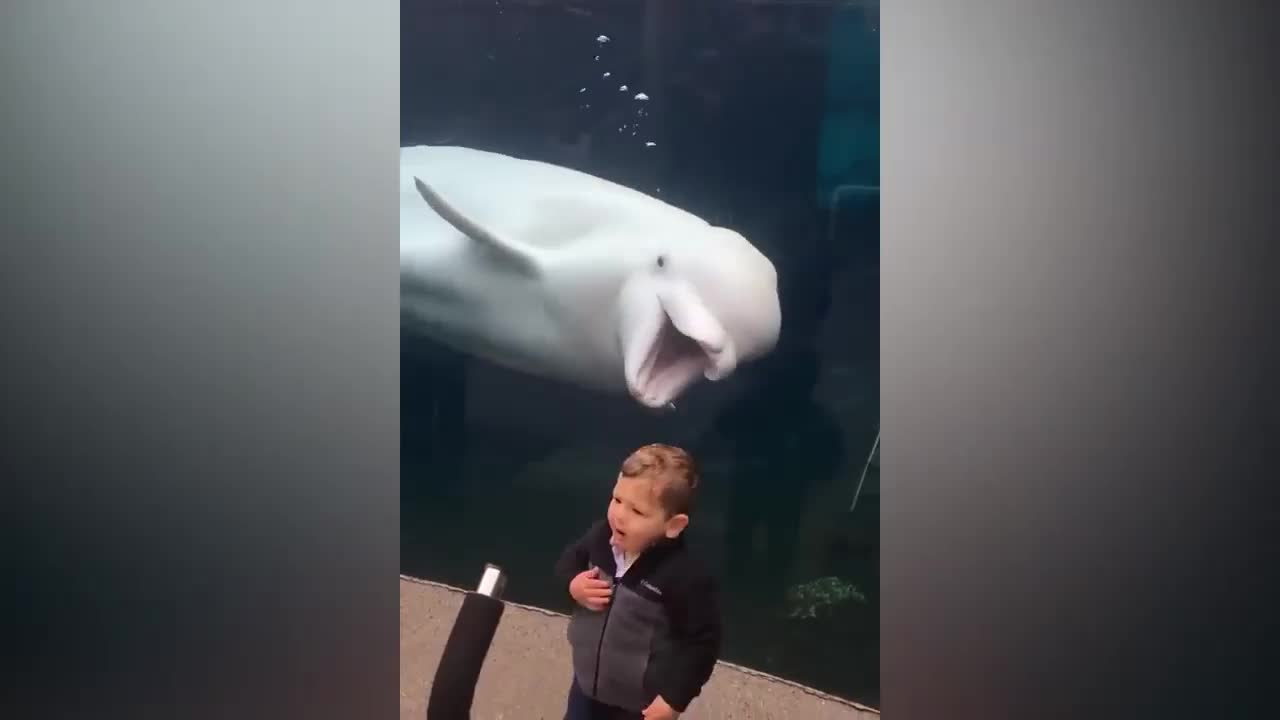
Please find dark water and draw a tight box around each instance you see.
[401,0,880,707]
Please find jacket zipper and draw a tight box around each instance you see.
[591,576,617,697]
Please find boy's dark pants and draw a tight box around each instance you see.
[564,678,644,720]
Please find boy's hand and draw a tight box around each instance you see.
[642,695,679,719]
[568,567,612,611]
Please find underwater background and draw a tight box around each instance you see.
[401,0,879,706]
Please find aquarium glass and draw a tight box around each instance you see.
[402,0,879,705]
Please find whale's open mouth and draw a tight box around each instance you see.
[624,286,736,408]
[629,312,714,407]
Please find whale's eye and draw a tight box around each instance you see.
[656,255,667,269]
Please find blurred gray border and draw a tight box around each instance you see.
[882,1,1275,717]
[2,2,400,718]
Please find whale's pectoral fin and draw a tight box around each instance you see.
[413,176,542,275]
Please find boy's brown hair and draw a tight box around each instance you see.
[620,443,701,517]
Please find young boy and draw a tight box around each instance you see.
[554,444,722,720]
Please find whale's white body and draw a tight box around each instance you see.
[399,144,781,408]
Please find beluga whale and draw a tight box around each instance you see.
[400,144,781,409]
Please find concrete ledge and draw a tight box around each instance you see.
[401,575,879,719]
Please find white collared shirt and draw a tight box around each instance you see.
[610,538,640,578]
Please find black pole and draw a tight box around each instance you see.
[426,564,508,720]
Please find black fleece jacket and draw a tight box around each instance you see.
[554,519,723,713]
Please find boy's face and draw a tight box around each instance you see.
[606,474,688,555]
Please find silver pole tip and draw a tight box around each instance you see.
[476,563,506,599]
